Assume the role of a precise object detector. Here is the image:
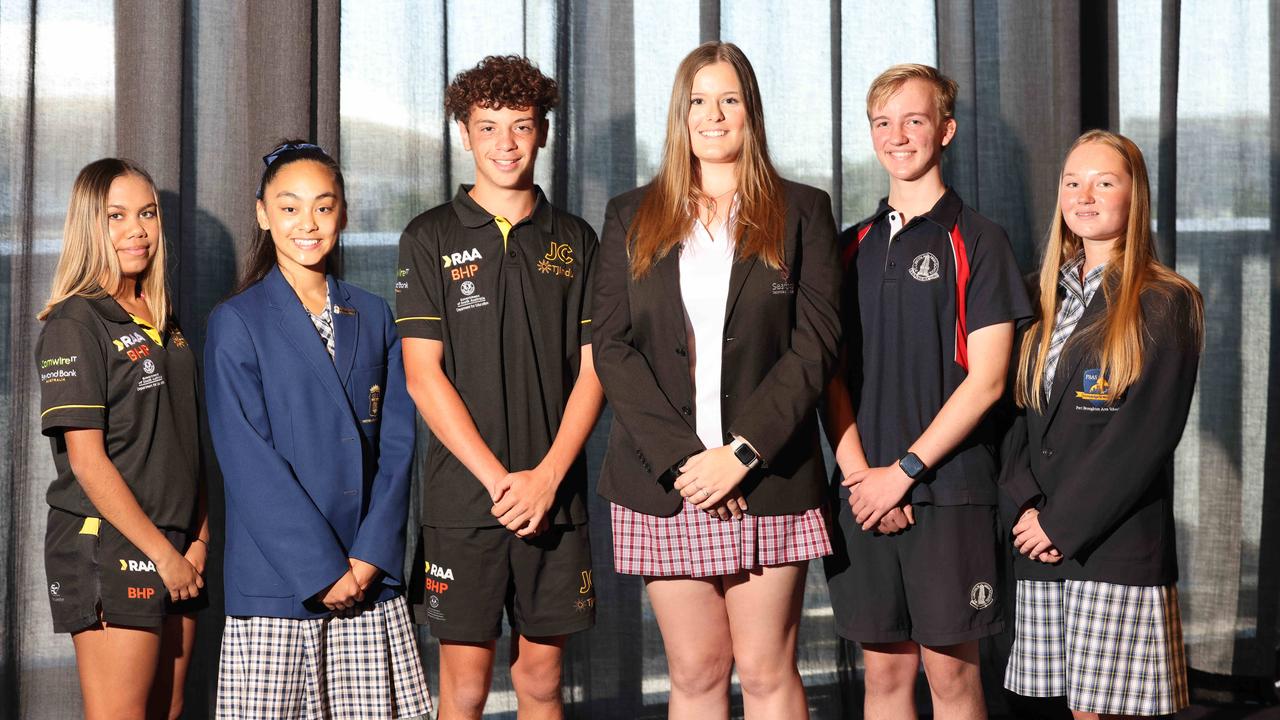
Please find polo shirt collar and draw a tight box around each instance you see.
[452,184,554,234]
[85,288,134,323]
[870,186,964,232]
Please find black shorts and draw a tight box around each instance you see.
[409,523,595,642]
[44,508,208,633]
[824,502,1004,647]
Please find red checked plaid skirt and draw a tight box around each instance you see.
[611,500,831,577]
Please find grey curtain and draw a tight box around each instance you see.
[2,1,1277,718]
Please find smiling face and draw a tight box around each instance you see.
[459,104,546,192]
[1059,141,1132,244]
[256,159,344,275]
[686,61,747,168]
[105,173,160,278]
[868,78,956,183]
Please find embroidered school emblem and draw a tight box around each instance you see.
[969,582,994,610]
[909,252,941,281]
[1075,369,1110,407]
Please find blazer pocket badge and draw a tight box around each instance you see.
[363,384,382,424]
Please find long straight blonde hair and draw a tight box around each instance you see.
[1016,130,1202,410]
[37,158,170,332]
[627,41,786,279]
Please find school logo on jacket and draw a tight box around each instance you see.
[909,252,941,282]
[1074,368,1117,413]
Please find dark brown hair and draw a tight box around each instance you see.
[445,55,559,123]
[234,140,346,295]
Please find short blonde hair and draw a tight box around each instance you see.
[866,63,957,122]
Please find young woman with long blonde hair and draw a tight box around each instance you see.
[592,42,840,719]
[1002,130,1203,718]
[36,158,207,720]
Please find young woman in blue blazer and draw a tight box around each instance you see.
[1001,130,1203,718]
[204,141,431,719]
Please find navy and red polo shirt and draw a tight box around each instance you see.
[839,187,1031,506]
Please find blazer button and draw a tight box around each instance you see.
[681,406,692,416]
[675,347,687,357]
[1041,448,1054,458]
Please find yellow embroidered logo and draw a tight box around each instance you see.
[537,242,575,278]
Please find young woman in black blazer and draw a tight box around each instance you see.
[592,42,840,719]
[1001,130,1203,718]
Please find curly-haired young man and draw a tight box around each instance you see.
[395,55,603,720]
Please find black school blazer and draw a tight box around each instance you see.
[592,180,841,517]
[1000,283,1200,585]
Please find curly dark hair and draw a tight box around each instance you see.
[445,55,559,123]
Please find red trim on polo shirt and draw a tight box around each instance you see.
[949,223,971,372]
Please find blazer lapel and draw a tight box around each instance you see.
[723,252,758,328]
[654,249,689,347]
[328,276,359,387]
[264,267,351,416]
[1041,290,1109,435]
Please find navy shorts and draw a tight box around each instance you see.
[44,508,207,633]
[409,523,595,642]
[824,502,1005,646]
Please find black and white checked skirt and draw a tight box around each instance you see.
[1005,579,1188,716]
[217,594,432,719]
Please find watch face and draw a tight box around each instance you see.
[900,453,925,478]
[734,443,756,466]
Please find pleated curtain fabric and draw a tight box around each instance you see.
[2,1,1278,717]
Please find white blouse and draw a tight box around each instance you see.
[679,211,737,450]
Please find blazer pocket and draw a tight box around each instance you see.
[351,364,388,431]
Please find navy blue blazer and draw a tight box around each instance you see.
[205,266,415,618]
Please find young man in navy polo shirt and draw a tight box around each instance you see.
[396,55,603,720]
[824,64,1031,719]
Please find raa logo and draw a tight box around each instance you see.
[422,560,454,595]
[120,559,157,572]
[442,248,482,281]
[537,241,575,278]
[1075,368,1111,407]
[113,331,147,353]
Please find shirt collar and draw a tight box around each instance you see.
[85,288,136,323]
[867,186,964,232]
[1058,250,1107,298]
[451,184,554,234]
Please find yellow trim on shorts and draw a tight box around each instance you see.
[396,316,441,323]
[79,517,101,536]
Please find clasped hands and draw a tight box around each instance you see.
[488,464,558,538]
[317,558,383,615]
[672,445,750,520]
[843,464,916,534]
[1011,507,1062,564]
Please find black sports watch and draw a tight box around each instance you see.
[898,452,927,479]
[730,437,760,469]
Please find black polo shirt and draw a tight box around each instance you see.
[839,187,1031,506]
[396,185,597,528]
[37,294,200,531]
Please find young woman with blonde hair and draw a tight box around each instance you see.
[593,42,840,719]
[1002,130,1203,718]
[36,158,207,719]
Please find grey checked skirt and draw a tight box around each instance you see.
[1005,579,1188,716]
[217,594,432,719]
